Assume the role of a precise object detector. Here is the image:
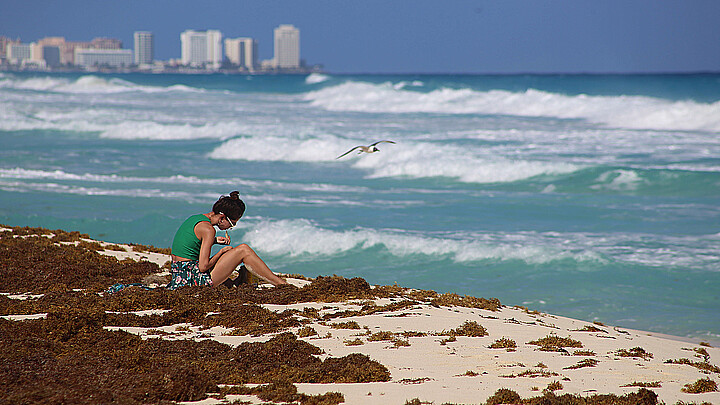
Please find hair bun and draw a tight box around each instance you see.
[229,191,240,200]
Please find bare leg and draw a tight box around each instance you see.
[210,244,287,286]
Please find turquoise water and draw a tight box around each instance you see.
[1,71,718,342]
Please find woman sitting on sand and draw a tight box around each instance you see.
[168,191,288,289]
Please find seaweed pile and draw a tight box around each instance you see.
[482,387,660,405]
[1,226,158,293]
[1,226,396,404]
[0,225,670,404]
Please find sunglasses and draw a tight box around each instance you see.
[219,212,236,244]
[224,214,237,229]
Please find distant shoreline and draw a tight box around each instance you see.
[0,65,324,76]
[2,65,719,77]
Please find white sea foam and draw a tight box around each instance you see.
[210,136,580,183]
[304,81,720,132]
[352,143,579,183]
[0,168,228,185]
[0,179,215,202]
[576,232,720,271]
[0,74,202,94]
[210,136,341,163]
[241,218,603,265]
[305,73,331,84]
[591,170,645,191]
[242,218,720,271]
[0,100,245,139]
[393,80,425,90]
[100,120,243,140]
[0,176,380,208]
[0,168,369,195]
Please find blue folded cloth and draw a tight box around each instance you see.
[106,283,154,293]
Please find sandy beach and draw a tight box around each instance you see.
[1,226,718,404]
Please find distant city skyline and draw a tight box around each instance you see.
[1,0,719,74]
[1,25,308,73]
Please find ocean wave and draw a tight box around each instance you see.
[590,169,645,191]
[210,136,580,183]
[0,168,227,184]
[354,144,579,183]
[0,176,385,208]
[393,80,425,90]
[0,102,244,139]
[241,218,720,271]
[304,81,720,132]
[100,121,242,140]
[552,166,720,197]
[241,218,603,265]
[0,74,203,94]
[0,179,214,202]
[0,167,369,192]
[305,73,331,84]
[210,136,339,163]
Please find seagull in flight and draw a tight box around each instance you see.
[336,140,396,159]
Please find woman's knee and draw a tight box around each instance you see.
[232,243,254,257]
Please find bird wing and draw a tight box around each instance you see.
[336,146,362,159]
[370,140,396,147]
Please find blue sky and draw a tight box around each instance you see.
[2,0,719,74]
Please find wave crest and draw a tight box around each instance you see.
[305,73,331,84]
[0,74,202,94]
[210,136,580,183]
[242,219,602,265]
[304,81,720,132]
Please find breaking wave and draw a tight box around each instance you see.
[305,73,330,84]
[304,81,720,132]
[209,136,581,183]
[242,218,604,265]
[242,218,720,271]
[0,168,369,195]
[0,74,201,94]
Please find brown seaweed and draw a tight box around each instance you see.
[485,387,659,405]
[665,358,720,374]
[440,320,488,337]
[615,346,653,360]
[0,226,398,404]
[489,337,518,350]
[528,334,583,352]
[681,377,718,394]
[1,225,671,405]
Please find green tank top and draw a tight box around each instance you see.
[171,214,211,260]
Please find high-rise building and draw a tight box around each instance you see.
[37,37,72,65]
[40,46,61,67]
[224,37,258,70]
[75,48,132,68]
[0,36,21,59]
[181,30,222,69]
[134,31,154,65]
[273,24,300,69]
[30,43,60,67]
[7,43,32,63]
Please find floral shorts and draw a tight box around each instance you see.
[167,260,213,290]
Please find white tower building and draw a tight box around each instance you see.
[273,24,300,69]
[7,43,32,63]
[134,31,154,65]
[181,30,222,69]
[225,37,258,70]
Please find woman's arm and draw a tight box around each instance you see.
[195,222,231,273]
